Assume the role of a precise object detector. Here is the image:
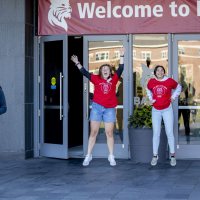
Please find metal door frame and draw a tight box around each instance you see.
[39,35,68,159]
[173,34,200,159]
[83,35,131,158]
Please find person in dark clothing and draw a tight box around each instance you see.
[0,86,7,115]
[179,74,190,143]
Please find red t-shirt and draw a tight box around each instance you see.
[91,73,119,108]
[147,78,178,110]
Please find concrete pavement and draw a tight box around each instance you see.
[0,153,200,200]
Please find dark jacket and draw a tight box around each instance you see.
[0,86,7,115]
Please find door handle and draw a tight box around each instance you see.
[60,72,64,120]
[84,83,89,119]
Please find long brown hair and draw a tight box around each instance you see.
[98,64,113,77]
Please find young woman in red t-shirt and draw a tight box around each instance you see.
[147,65,181,167]
[71,48,124,166]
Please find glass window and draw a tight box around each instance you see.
[178,40,200,145]
[141,51,151,60]
[178,47,185,55]
[132,34,169,110]
[95,52,109,61]
[114,51,120,59]
[161,50,168,59]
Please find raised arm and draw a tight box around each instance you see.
[116,47,125,77]
[71,55,91,80]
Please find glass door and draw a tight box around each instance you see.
[132,34,169,111]
[39,36,68,159]
[83,35,129,158]
[173,34,200,159]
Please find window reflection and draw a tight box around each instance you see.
[178,40,200,144]
[132,34,168,107]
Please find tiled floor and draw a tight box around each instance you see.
[0,153,200,200]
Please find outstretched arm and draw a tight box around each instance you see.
[71,55,91,80]
[116,47,125,77]
[71,55,83,70]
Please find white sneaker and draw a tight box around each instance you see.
[108,154,116,166]
[82,154,92,166]
[151,155,158,166]
[170,156,176,167]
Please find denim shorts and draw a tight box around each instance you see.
[90,102,116,123]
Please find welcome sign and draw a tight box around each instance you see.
[38,0,200,35]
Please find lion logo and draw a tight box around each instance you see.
[48,0,72,32]
[100,82,112,94]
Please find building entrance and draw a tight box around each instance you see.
[38,35,130,159]
[39,36,84,159]
[37,34,200,160]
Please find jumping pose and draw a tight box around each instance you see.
[71,48,125,166]
[147,65,181,166]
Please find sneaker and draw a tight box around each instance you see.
[108,154,116,166]
[151,155,158,166]
[82,154,92,166]
[170,156,176,167]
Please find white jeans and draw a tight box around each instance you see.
[152,104,175,155]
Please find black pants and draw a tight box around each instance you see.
[178,109,190,136]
